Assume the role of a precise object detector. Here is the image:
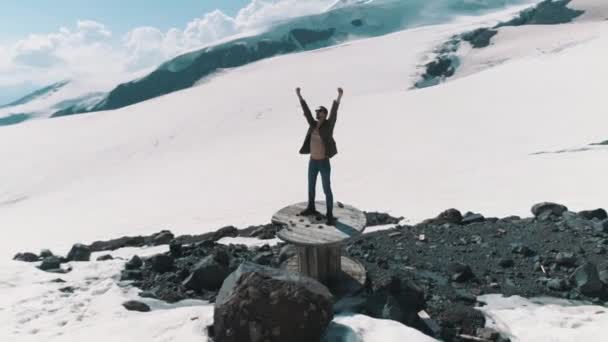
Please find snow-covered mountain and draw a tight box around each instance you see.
[2,0,608,341]
[4,0,531,122]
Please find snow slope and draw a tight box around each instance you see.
[1,0,608,340]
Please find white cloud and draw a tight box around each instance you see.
[0,0,338,89]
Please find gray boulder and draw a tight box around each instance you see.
[569,262,607,299]
[39,256,62,271]
[125,255,143,270]
[67,243,91,261]
[148,254,174,273]
[213,262,333,342]
[531,202,567,219]
[183,255,230,291]
[40,249,54,258]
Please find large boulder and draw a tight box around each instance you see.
[122,300,151,312]
[422,209,463,225]
[151,230,175,245]
[213,262,333,342]
[125,255,143,270]
[578,209,608,221]
[569,262,607,299]
[67,243,91,261]
[39,256,62,271]
[183,254,230,291]
[531,202,567,219]
[148,254,174,273]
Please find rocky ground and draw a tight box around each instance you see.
[13,205,608,341]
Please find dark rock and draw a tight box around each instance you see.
[40,249,54,258]
[248,224,279,240]
[599,270,608,285]
[89,235,146,252]
[183,255,230,291]
[555,252,577,267]
[365,212,403,226]
[39,256,62,271]
[67,243,91,261]
[149,254,174,273]
[578,209,608,221]
[279,244,296,263]
[496,0,585,27]
[50,278,66,283]
[438,304,485,339]
[462,28,498,48]
[570,263,607,299]
[122,300,151,312]
[214,262,333,342]
[13,252,39,262]
[152,230,174,245]
[96,254,114,261]
[169,242,183,257]
[423,208,463,225]
[447,262,475,282]
[498,258,515,268]
[59,286,76,293]
[531,202,567,219]
[351,19,364,27]
[125,255,143,270]
[462,212,486,225]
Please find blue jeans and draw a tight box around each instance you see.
[308,158,333,216]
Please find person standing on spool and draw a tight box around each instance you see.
[295,87,343,226]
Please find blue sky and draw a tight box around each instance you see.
[0,0,251,41]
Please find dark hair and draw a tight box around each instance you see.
[316,106,328,114]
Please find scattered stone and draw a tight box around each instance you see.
[365,212,404,226]
[96,254,114,261]
[67,243,91,262]
[578,209,608,221]
[438,304,485,339]
[121,270,143,281]
[214,262,334,342]
[252,252,274,266]
[13,252,39,262]
[122,300,151,312]
[125,255,143,270]
[531,202,567,219]
[570,263,607,299]
[50,278,66,283]
[476,327,501,341]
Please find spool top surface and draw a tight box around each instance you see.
[272,201,366,246]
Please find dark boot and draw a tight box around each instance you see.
[300,206,320,216]
[326,213,336,226]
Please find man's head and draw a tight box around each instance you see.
[315,106,328,121]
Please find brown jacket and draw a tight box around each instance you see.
[298,99,339,159]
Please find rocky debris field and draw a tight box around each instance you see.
[12,204,608,341]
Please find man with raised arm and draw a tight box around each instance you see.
[295,87,343,226]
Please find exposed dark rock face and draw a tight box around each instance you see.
[461,28,498,48]
[496,0,584,27]
[570,263,608,299]
[213,262,334,342]
[578,209,608,221]
[122,300,151,312]
[415,0,586,88]
[531,202,568,219]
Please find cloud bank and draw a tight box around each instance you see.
[0,0,338,90]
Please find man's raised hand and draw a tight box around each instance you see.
[296,87,302,98]
[337,87,343,102]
